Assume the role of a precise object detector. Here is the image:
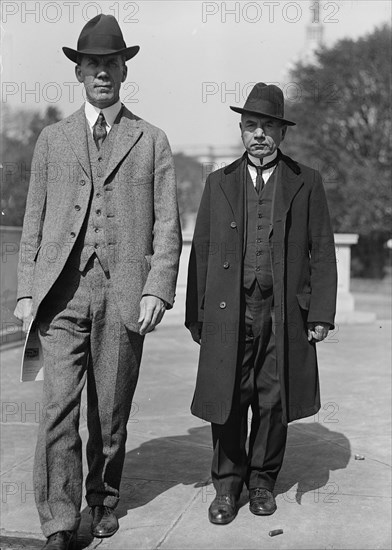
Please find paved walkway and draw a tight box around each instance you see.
[1,288,391,549]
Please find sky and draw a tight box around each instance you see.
[1,0,391,151]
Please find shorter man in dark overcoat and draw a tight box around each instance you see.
[186,83,337,524]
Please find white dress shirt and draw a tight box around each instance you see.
[247,150,278,187]
[84,100,122,135]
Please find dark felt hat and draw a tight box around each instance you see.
[230,82,295,126]
[62,14,139,63]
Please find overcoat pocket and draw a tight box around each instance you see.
[296,292,311,311]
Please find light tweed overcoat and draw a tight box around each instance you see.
[17,105,182,332]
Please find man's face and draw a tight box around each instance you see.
[240,114,287,158]
[75,54,127,109]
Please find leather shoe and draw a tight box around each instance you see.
[41,531,75,550]
[208,494,238,525]
[91,505,119,538]
[249,488,277,515]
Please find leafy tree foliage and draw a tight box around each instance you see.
[284,25,391,276]
[1,106,62,226]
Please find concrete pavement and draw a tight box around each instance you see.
[1,286,391,550]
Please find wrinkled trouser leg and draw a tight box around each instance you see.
[34,258,143,537]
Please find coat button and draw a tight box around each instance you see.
[223,261,230,269]
[74,205,81,211]
[219,301,226,309]
[80,180,85,186]
[230,221,237,228]
[70,231,76,238]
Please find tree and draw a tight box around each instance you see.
[284,25,391,277]
[1,106,62,226]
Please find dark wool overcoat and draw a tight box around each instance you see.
[185,152,337,426]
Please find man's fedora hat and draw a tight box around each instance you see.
[230,82,295,126]
[62,14,140,63]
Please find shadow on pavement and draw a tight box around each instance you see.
[76,425,212,548]
[71,423,350,547]
[276,422,351,504]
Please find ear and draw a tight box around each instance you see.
[75,64,83,84]
[239,122,243,131]
[281,125,287,141]
[121,64,128,83]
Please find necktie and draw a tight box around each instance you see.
[255,166,264,194]
[93,112,107,150]
[248,153,281,194]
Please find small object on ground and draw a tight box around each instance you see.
[269,529,283,537]
[354,454,365,460]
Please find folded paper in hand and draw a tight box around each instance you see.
[20,319,44,382]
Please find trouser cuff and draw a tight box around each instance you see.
[86,494,120,509]
[41,516,80,538]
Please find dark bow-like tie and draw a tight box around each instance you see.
[247,152,281,193]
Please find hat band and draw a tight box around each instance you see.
[78,33,126,52]
[244,99,284,118]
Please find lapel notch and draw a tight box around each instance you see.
[104,109,143,182]
[62,107,91,179]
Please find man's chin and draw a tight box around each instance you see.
[88,93,116,108]
[249,149,268,158]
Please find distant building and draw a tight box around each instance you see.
[284,0,325,81]
[172,144,243,179]
[302,0,325,64]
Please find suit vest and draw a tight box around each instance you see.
[68,114,121,273]
[243,166,276,290]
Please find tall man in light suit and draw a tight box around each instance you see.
[14,15,181,550]
[186,83,337,524]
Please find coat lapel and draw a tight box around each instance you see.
[62,106,91,178]
[103,108,143,182]
[220,155,246,236]
[273,157,304,224]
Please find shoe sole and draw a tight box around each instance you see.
[249,506,277,516]
[208,512,238,525]
[91,526,119,538]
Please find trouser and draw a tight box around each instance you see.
[211,281,287,497]
[34,256,144,537]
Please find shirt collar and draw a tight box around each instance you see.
[84,100,122,132]
[247,150,277,167]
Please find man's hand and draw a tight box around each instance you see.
[188,321,203,345]
[138,295,166,335]
[307,322,330,343]
[13,298,34,333]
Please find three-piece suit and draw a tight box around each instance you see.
[186,151,337,496]
[17,104,181,535]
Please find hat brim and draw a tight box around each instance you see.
[230,106,296,126]
[62,45,140,63]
